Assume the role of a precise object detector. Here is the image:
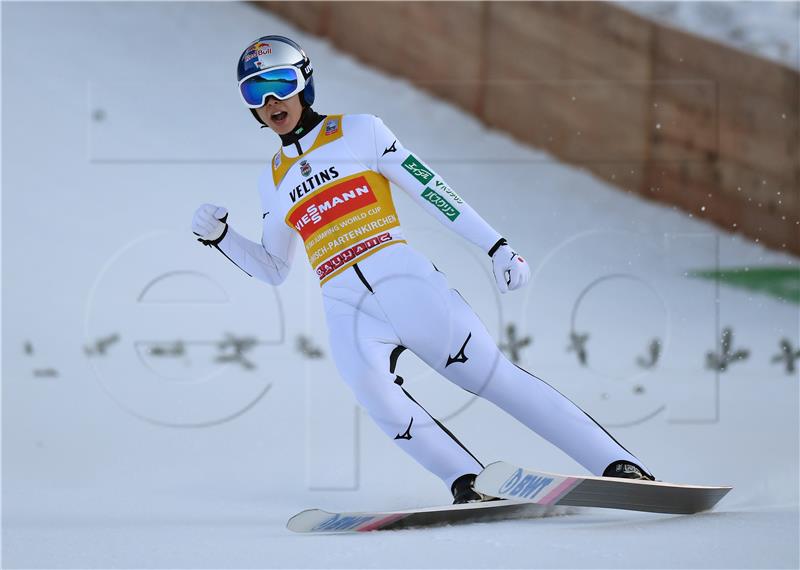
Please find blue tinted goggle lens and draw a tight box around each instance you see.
[239,67,303,107]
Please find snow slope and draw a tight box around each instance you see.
[2,2,798,569]
[617,1,800,70]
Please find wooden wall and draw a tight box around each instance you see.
[256,1,800,255]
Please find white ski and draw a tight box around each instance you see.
[474,461,732,515]
[287,498,571,533]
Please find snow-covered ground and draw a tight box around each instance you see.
[2,2,798,569]
[617,1,800,70]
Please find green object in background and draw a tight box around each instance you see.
[689,267,800,304]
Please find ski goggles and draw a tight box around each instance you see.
[238,65,306,108]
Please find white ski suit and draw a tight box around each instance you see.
[210,114,649,488]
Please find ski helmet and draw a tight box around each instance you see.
[237,35,315,126]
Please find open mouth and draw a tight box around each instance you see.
[271,111,288,123]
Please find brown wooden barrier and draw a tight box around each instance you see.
[255,1,799,255]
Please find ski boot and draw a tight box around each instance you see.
[603,460,655,481]
[451,473,497,504]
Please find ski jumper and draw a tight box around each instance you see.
[216,114,649,488]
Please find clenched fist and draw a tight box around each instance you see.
[192,204,229,246]
[491,243,531,294]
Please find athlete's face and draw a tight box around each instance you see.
[255,94,303,135]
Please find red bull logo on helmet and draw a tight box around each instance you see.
[244,41,272,62]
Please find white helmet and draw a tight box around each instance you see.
[236,35,315,125]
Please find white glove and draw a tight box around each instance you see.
[192,204,229,246]
[491,243,531,294]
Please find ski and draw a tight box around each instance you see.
[287,498,571,533]
[286,463,732,533]
[474,461,732,515]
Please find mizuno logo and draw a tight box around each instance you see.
[382,141,397,156]
[262,211,270,219]
[395,417,413,440]
[446,332,471,367]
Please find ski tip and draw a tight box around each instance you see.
[286,508,332,533]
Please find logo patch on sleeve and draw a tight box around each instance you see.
[421,187,460,221]
[401,154,434,185]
